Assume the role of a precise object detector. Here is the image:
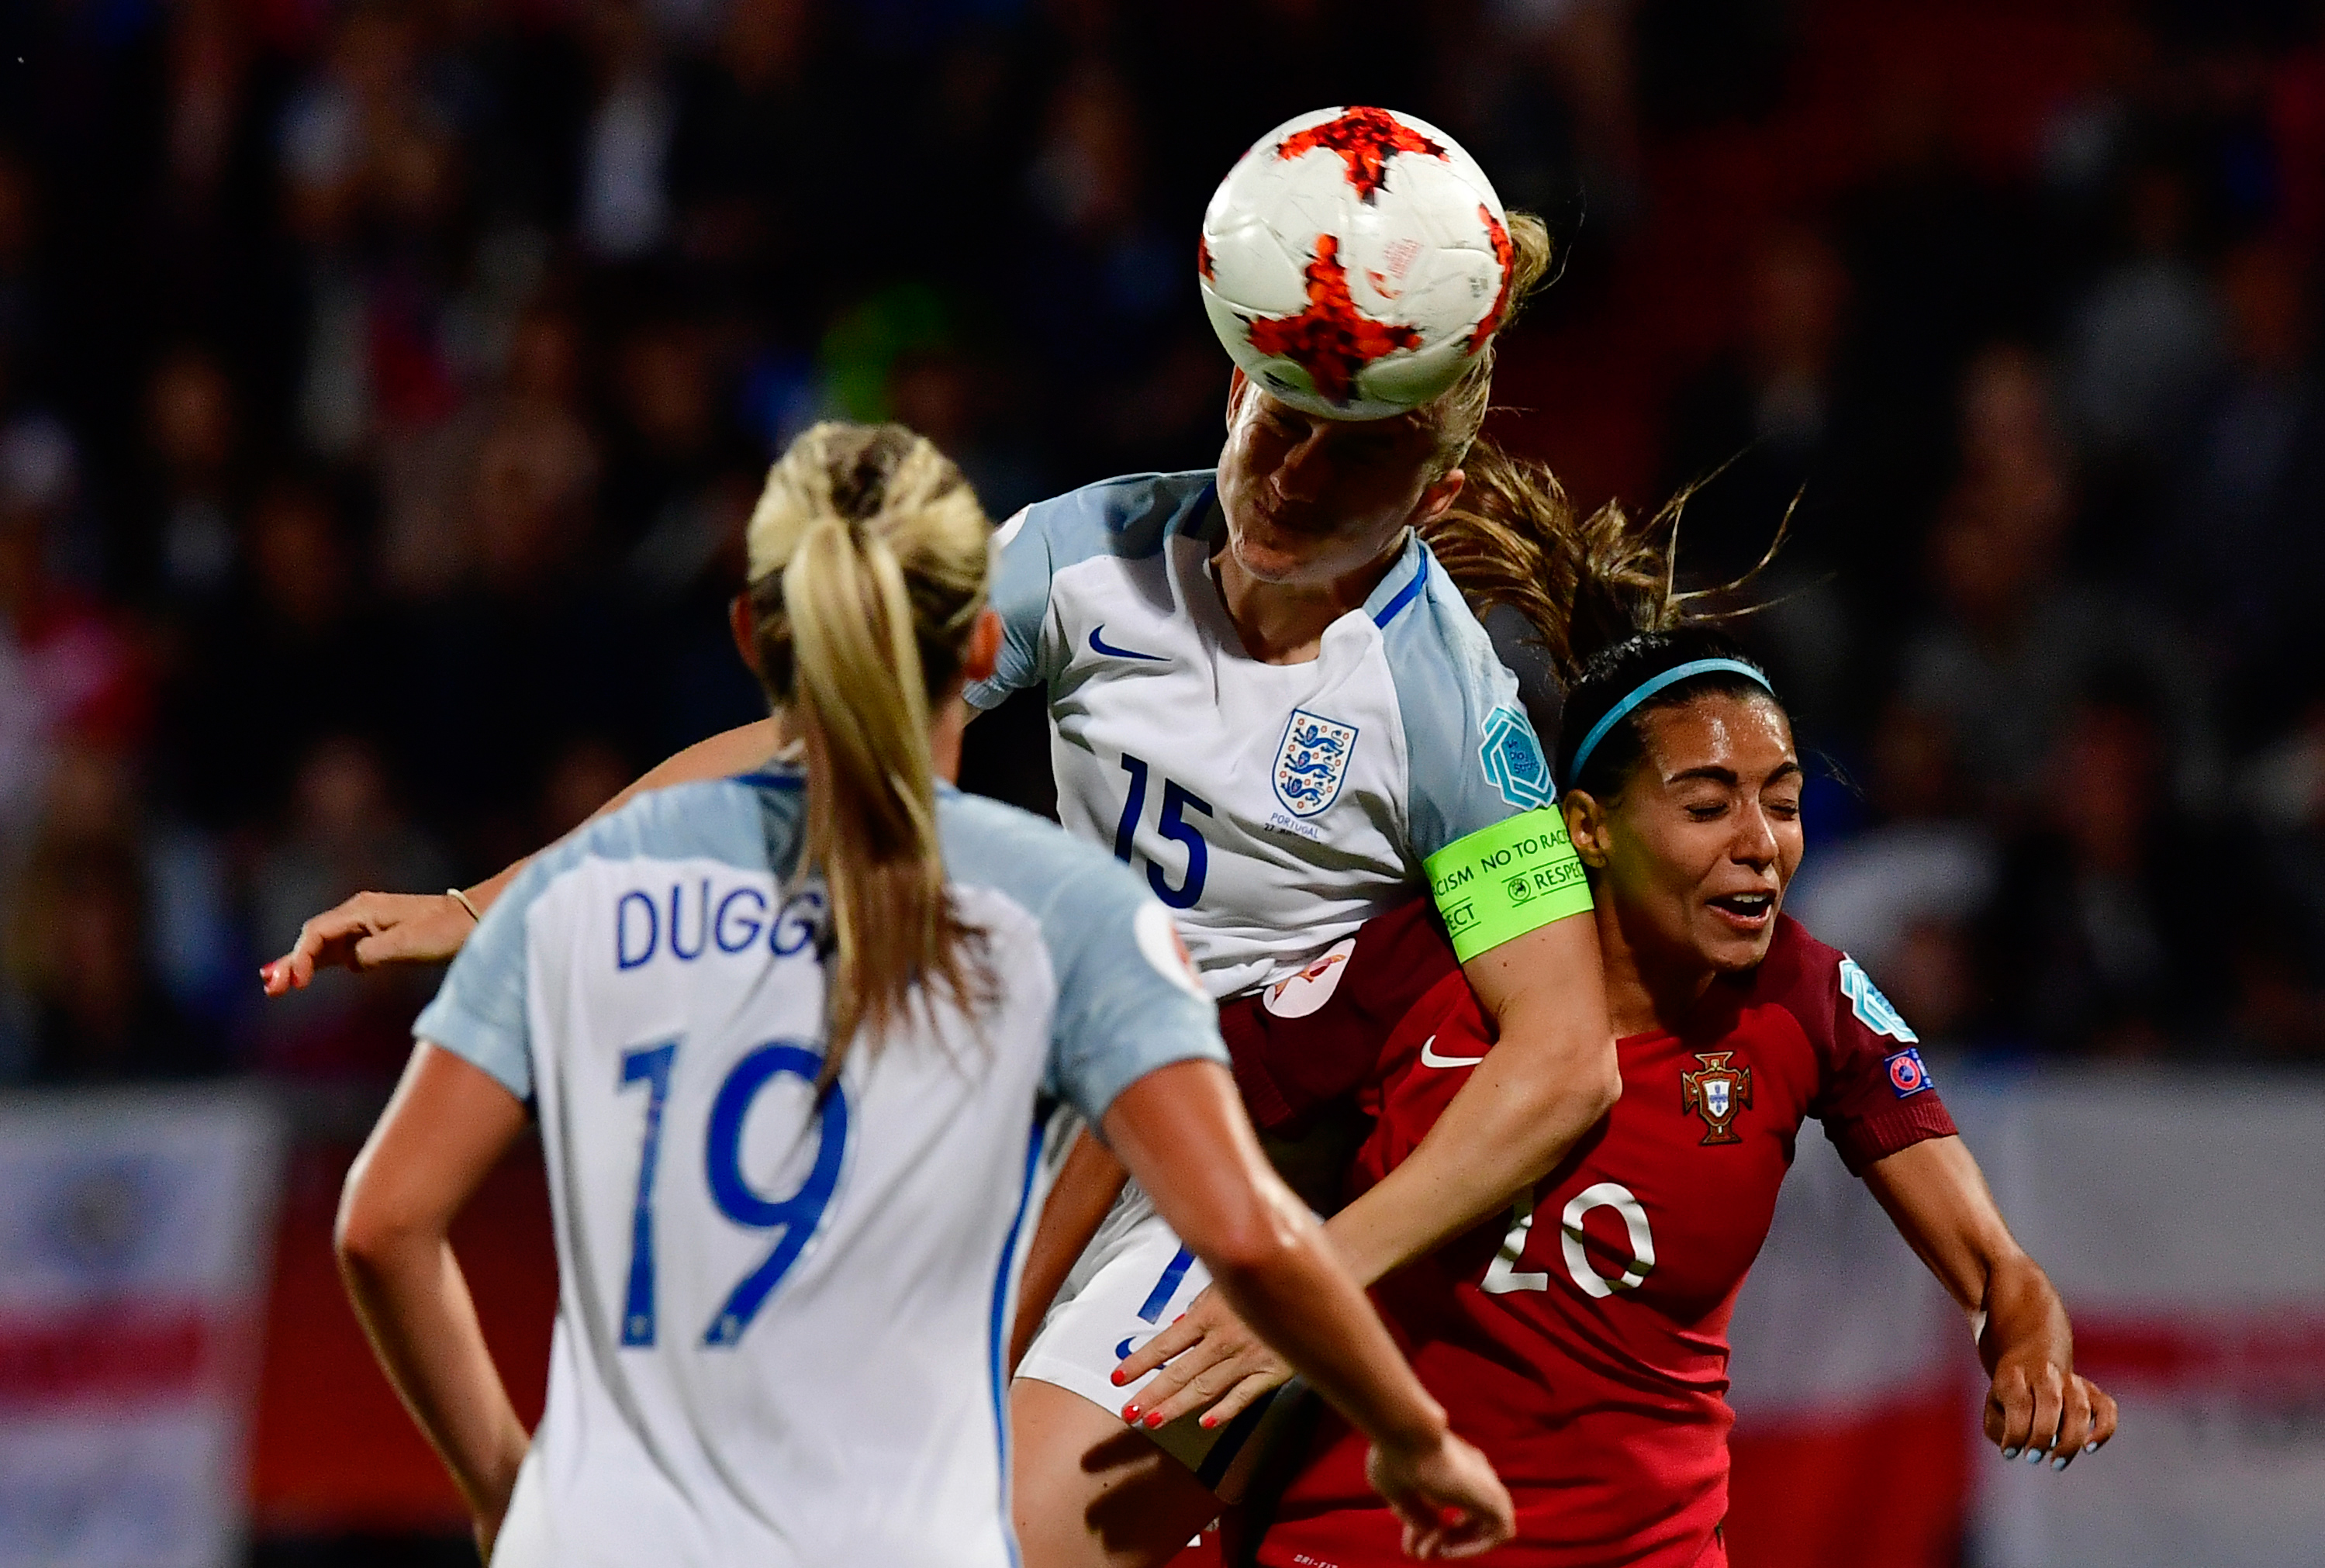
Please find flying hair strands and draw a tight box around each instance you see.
[1422,447,1798,689]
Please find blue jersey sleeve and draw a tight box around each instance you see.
[410,772,802,1105]
[1381,550,1557,861]
[966,506,1052,710]
[413,858,550,1103]
[1036,865,1228,1124]
[963,472,1218,712]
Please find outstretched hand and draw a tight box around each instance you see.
[1112,1283,1294,1432]
[1366,1429,1515,1560]
[1985,1345,2117,1471]
[259,891,476,996]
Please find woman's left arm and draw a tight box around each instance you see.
[1324,914,1619,1283]
[1118,917,1617,1428]
[1861,1135,2119,1470]
[337,1043,535,1558]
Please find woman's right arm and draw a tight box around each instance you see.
[261,718,781,993]
[1861,1135,2119,1469]
[337,1042,534,1559]
[1100,1059,1514,1561]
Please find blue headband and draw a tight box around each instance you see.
[1567,658,1774,785]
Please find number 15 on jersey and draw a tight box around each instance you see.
[1113,752,1212,910]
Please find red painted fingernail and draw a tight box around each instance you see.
[1109,1369,1125,1386]
[1121,1404,1138,1423]
[1200,1414,1216,1429]
[1144,1411,1166,1428]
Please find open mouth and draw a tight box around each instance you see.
[1706,890,1777,928]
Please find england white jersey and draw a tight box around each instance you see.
[966,469,1557,999]
[413,768,1225,1568]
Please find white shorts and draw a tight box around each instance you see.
[1016,1182,1283,1485]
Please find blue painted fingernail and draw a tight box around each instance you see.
[2051,1456,2068,1471]
[2084,1442,2098,1453]
[2001,1447,2019,1460]
[2026,1448,2047,1465]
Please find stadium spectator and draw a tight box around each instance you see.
[665,0,824,294]
[577,0,675,264]
[0,419,150,769]
[2232,697,2325,1060]
[250,734,447,1080]
[1896,344,2216,817]
[141,344,244,603]
[2,748,223,1084]
[1659,221,1860,720]
[2061,160,2224,468]
[164,478,376,829]
[2153,237,2325,730]
[1976,676,2230,1055]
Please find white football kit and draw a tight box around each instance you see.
[968,468,1558,1002]
[966,469,1565,1470]
[413,768,1226,1567]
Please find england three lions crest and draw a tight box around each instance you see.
[1273,709,1359,818]
[1680,1051,1753,1145]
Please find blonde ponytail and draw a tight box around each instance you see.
[743,423,994,1083]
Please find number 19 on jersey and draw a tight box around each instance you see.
[615,1037,848,1349]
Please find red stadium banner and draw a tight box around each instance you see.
[1726,1068,2325,1568]
[0,1091,284,1568]
[1950,1073,2325,1568]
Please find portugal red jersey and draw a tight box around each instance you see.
[1225,907,1957,1568]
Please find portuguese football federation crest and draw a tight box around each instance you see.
[1680,1051,1753,1146]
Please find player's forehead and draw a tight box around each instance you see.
[1636,692,1797,782]
[1245,385,1438,447]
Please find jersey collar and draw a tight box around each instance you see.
[1361,530,1429,630]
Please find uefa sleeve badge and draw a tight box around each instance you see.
[1479,703,1553,810]
[1885,1048,1933,1098]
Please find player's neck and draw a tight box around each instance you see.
[1594,903,1718,1037]
[931,695,969,784]
[1211,533,1405,665]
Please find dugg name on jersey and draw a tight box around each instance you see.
[614,880,826,969]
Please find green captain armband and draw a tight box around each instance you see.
[1425,810,1595,963]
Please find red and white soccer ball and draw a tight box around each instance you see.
[1198,106,1515,422]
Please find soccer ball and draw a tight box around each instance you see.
[1198,106,1514,422]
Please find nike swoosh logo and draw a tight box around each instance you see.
[1089,624,1167,661]
[1419,1035,1487,1069]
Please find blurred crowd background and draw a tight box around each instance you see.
[2,0,2322,1098]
